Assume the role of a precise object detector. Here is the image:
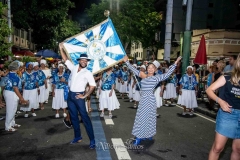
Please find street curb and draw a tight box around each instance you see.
[194,107,217,119]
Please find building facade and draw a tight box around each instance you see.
[191,29,240,59]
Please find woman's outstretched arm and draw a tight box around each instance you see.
[123,56,146,78]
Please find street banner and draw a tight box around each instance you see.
[62,18,126,74]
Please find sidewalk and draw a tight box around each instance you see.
[194,99,218,119]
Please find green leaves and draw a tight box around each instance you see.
[11,0,76,50]
[0,2,13,57]
[85,0,162,49]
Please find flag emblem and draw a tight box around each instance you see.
[62,18,126,74]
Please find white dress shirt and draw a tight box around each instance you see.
[65,60,96,92]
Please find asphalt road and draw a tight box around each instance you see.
[0,91,232,160]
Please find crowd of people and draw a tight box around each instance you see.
[0,48,239,159]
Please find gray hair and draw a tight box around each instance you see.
[8,61,20,71]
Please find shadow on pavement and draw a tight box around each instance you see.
[176,113,197,118]
[0,142,95,160]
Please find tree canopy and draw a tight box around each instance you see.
[0,2,12,57]
[85,0,162,49]
[11,0,80,50]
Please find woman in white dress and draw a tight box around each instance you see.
[119,65,129,99]
[40,59,51,103]
[132,65,146,108]
[99,67,120,118]
[21,62,39,118]
[52,64,69,118]
[163,70,178,106]
[177,66,198,115]
[152,60,163,109]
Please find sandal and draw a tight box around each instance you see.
[133,104,137,108]
[5,128,17,132]
[12,124,21,128]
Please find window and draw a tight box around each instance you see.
[208,3,214,8]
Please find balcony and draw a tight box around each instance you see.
[12,27,36,51]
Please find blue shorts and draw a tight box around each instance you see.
[216,108,240,139]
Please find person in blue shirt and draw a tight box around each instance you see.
[4,61,28,132]
[223,55,237,73]
[52,63,69,118]
[177,66,198,115]
[21,62,39,118]
[132,65,146,108]
[38,64,47,110]
[99,67,119,118]
[113,65,121,91]
[163,69,178,106]
[119,65,129,99]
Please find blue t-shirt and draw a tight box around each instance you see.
[22,71,38,90]
[121,70,129,81]
[179,74,198,90]
[37,70,46,86]
[52,72,69,89]
[101,72,116,91]
[5,72,21,92]
[207,73,213,87]
[167,74,178,87]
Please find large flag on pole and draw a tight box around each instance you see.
[62,18,126,74]
[193,35,207,64]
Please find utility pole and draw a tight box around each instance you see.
[164,0,173,62]
[7,0,12,60]
[182,0,193,74]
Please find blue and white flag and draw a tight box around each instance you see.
[62,18,126,74]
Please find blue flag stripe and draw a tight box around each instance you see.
[66,38,87,47]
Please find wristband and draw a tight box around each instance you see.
[216,97,219,103]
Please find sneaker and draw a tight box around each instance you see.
[129,99,133,102]
[63,113,67,118]
[44,101,48,104]
[182,112,187,116]
[165,104,169,106]
[24,114,29,118]
[63,119,72,128]
[32,113,37,117]
[100,112,104,117]
[156,114,160,117]
[189,111,194,116]
[0,117,4,121]
[89,139,96,149]
[55,113,59,118]
[133,104,137,108]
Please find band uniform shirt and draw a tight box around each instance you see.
[65,60,96,92]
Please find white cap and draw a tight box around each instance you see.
[33,62,39,67]
[152,60,160,68]
[140,65,146,70]
[58,64,65,68]
[133,64,137,68]
[187,66,193,70]
[123,65,127,68]
[40,59,47,65]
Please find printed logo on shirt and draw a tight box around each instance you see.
[231,87,240,98]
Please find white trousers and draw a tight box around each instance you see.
[4,90,19,130]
